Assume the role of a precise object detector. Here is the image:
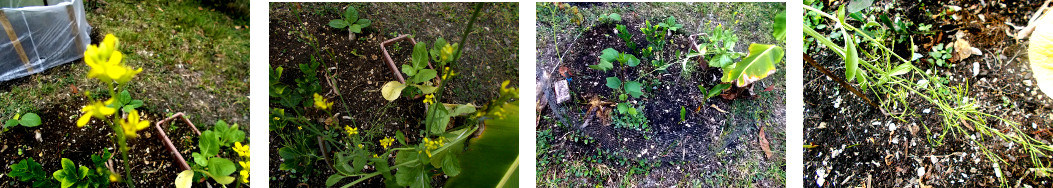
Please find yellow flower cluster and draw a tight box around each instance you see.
[313,93,333,110]
[119,110,151,138]
[500,80,519,98]
[379,137,394,149]
[344,125,358,136]
[422,94,435,105]
[84,34,141,84]
[422,137,445,157]
[440,43,455,62]
[441,67,457,80]
[77,98,116,127]
[233,142,250,183]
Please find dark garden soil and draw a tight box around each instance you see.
[268,2,518,187]
[804,0,1053,187]
[537,2,785,187]
[0,89,213,187]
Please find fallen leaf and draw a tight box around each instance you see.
[763,84,776,92]
[710,104,727,113]
[951,31,981,62]
[759,126,772,159]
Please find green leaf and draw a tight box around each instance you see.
[628,107,638,115]
[624,81,643,98]
[53,158,86,188]
[889,62,912,76]
[199,130,220,157]
[446,102,519,187]
[443,103,478,117]
[175,170,194,188]
[720,43,783,87]
[326,174,348,187]
[847,0,874,13]
[588,61,613,71]
[707,84,732,99]
[410,69,437,84]
[381,81,407,102]
[428,127,474,168]
[212,175,236,185]
[845,35,859,82]
[5,119,18,128]
[772,10,786,41]
[345,6,359,24]
[426,102,451,134]
[207,157,237,177]
[118,90,131,105]
[348,25,363,33]
[192,152,207,166]
[401,64,418,77]
[443,155,461,176]
[334,153,356,175]
[328,19,348,28]
[609,13,621,22]
[18,113,40,127]
[680,106,687,121]
[395,130,407,146]
[417,84,439,94]
[355,19,372,28]
[617,103,628,114]
[625,54,640,67]
[9,158,45,181]
[412,42,429,70]
[394,151,423,186]
[599,48,619,62]
[605,77,622,90]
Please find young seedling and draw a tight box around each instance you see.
[4,113,41,128]
[328,5,372,41]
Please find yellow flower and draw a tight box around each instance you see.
[84,34,141,84]
[313,93,333,110]
[440,43,455,62]
[441,67,457,80]
[344,125,358,136]
[422,94,435,105]
[239,169,249,183]
[273,117,279,121]
[379,137,395,149]
[233,142,250,158]
[120,110,150,138]
[297,126,302,130]
[109,173,120,182]
[77,98,117,127]
[357,144,364,149]
[373,154,379,158]
[423,137,445,157]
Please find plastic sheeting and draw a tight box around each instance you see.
[0,0,91,82]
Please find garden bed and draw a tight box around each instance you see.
[803,0,1053,187]
[268,2,518,186]
[536,2,786,187]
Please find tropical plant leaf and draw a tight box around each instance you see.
[721,43,783,87]
[446,102,519,187]
[772,10,786,41]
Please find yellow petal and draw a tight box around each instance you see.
[137,120,150,130]
[76,114,92,127]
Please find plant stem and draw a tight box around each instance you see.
[435,3,483,104]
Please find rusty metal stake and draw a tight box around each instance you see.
[154,112,201,171]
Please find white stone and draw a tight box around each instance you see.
[554,80,571,103]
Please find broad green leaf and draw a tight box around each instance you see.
[417,84,438,94]
[192,152,207,166]
[118,90,131,105]
[345,6,358,24]
[624,81,643,98]
[334,153,356,175]
[381,81,407,102]
[708,84,732,99]
[628,106,638,115]
[9,158,45,181]
[772,10,786,41]
[326,174,347,187]
[395,130,407,146]
[443,155,461,176]
[446,102,519,187]
[355,19,371,28]
[431,38,448,62]
[617,103,628,114]
[212,176,236,185]
[199,131,220,157]
[410,69,437,84]
[442,103,477,117]
[609,13,621,22]
[426,102,451,134]
[349,25,363,33]
[847,0,874,13]
[625,54,640,67]
[54,158,85,188]
[845,35,859,82]
[328,19,348,28]
[402,64,418,77]
[599,48,619,62]
[394,151,423,186]
[207,157,237,177]
[605,77,621,89]
[412,42,429,70]
[721,43,783,87]
[175,170,194,188]
[19,113,40,127]
[589,61,613,71]
[5,119,18,128]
